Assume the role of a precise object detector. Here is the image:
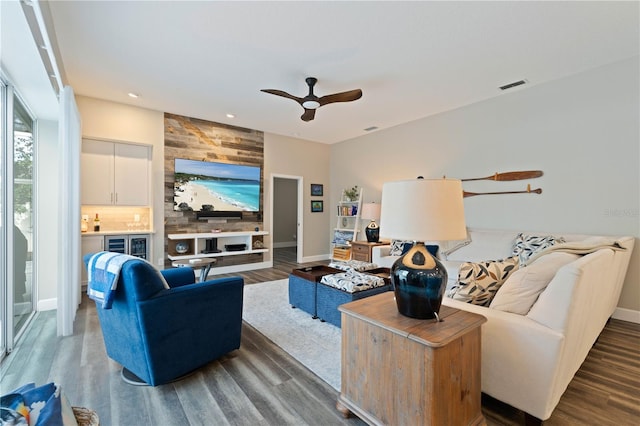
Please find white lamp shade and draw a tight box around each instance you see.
[379,178,466,241]
[360,202,381,220]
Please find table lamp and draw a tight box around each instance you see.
[380,178,466,320]
[360,202,382,242]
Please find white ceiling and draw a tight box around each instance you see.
[45,1,639,144]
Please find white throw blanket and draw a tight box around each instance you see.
[87,251,138,309]
[524,238,626,265]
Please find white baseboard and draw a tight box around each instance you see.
[302,254,331,263]
[612,307,640,324]
[37,298,57,311]
[273,241,297,248]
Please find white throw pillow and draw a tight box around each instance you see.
[490,252,580,314]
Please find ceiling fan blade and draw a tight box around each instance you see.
[319,89,363,106]
[261,89,304,105]
[301,108,316,122]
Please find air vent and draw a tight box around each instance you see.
[499,80,528,91]
[364,126,378,132]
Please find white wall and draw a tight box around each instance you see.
[330,57,639,312]
[75,96,165,265]
[264,133,331,260]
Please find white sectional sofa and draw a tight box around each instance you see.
[371,228,634,423]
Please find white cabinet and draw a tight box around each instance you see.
[80,235,104,287]
[81,139,150,206]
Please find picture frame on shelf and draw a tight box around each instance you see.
[311,200,324,213]
[311,183,323,196]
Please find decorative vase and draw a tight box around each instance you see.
[175,242,189,254]
[390,241,448,320]
[365,220,380,243]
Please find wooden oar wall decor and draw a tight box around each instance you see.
[458,170,543,198]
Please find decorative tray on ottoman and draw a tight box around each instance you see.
[363,267,391,285]
[291,265,343,282]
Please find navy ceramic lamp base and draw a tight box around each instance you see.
[390,242,448,320]
[365,225,380,243]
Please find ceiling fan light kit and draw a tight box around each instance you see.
[261,77,362,121]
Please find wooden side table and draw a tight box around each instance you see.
[337,292,487,426]
[349,240,389,263]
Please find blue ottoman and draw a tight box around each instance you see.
[317,270,391,327]
[288,265,342,318]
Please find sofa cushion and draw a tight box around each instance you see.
[490,252,580,314]
[389,240,409,256]
[444,229,516,262]
[448,256,519,306]
[512,233,565,265]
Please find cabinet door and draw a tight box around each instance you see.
[81,139,114,205]
[114,143,150,206]
[80,236,104,286]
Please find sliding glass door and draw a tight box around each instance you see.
[0,81,5,360]
[12,94,35,339]
[0,81,36,360]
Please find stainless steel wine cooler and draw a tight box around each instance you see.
[104,234,150,259]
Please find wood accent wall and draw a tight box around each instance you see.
[164,113,264,268]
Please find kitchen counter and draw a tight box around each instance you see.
[81,230,154,237]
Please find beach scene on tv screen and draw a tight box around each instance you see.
[174,158,261,212]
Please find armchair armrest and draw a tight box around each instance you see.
[161,267,195,288]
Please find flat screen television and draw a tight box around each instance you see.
[174,158,261,213]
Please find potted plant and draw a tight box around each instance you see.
[344,185,359,202]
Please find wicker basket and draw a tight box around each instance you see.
[72,407,100,426]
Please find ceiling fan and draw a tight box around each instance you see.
[261,77,362,122]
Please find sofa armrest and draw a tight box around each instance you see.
[372,245,397,268]
[442,298,565,420]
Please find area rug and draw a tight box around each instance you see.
[242,279,341,391]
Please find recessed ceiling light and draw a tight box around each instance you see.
[128,92,139,98]
[226,113,235,119]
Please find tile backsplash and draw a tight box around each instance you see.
[81,206,151,232]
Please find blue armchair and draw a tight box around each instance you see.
[84,255,244,386]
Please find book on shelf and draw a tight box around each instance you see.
[337,205,358,216]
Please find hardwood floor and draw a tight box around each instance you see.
[1,247,638,425]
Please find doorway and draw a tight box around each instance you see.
[270,175,303,263]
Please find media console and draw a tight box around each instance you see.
[167,231,269,275]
